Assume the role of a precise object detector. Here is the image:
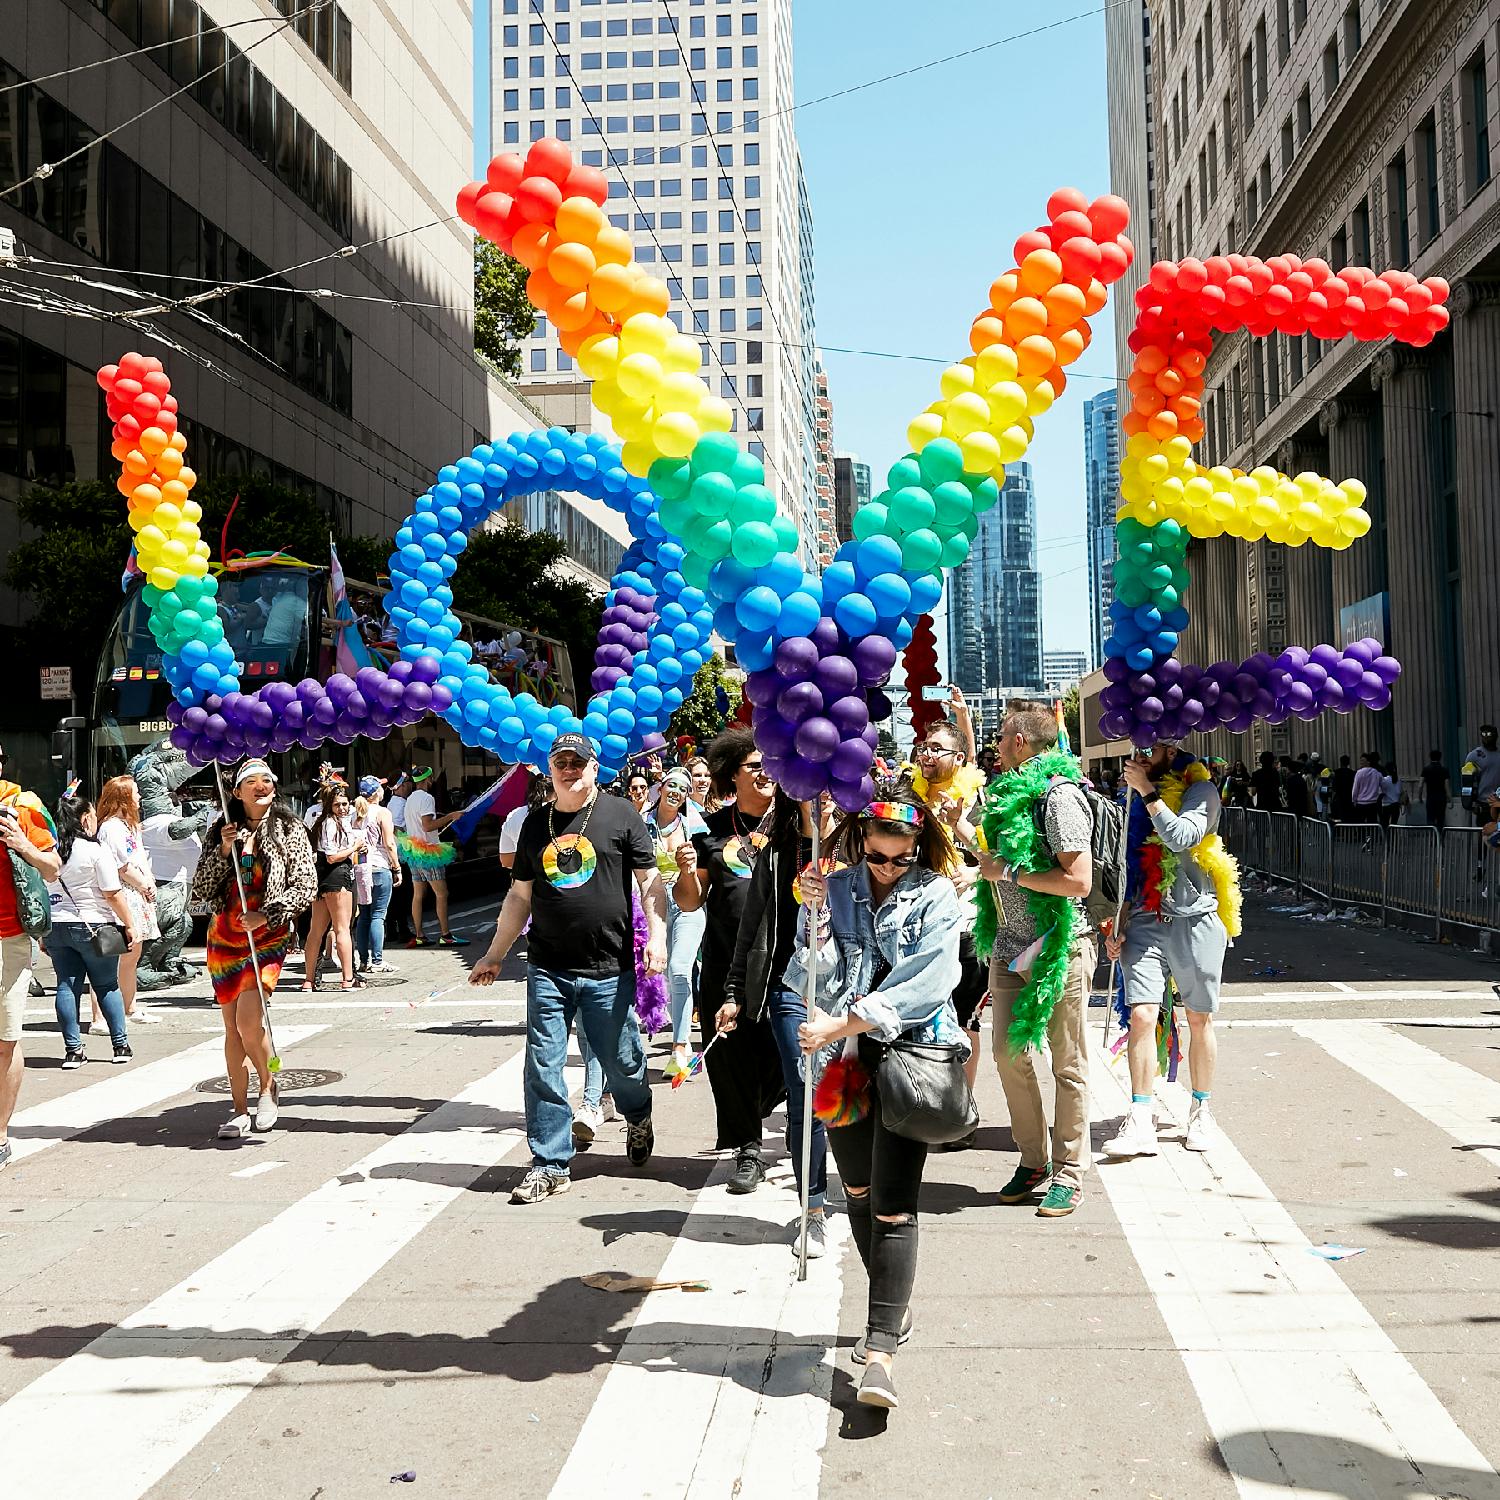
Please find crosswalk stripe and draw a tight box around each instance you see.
[551,1157,847,1499]
[0,1045,579,1500]
[1088,1031,1499,1498]
[1295,1020,1500,1172]
[5,1026,327,1165]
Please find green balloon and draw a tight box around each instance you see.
[679,550,713,590]
[681,513,716,554]
[731,520,779,568]
[729,451,765,489]
[660,494,696,537]
[1155,517,1184,545]
[851,502,888,541]
[1156,584,1180,609]
[1117,516,1146,544]
[940,533,971,568]
[142,584,162,606]
[887,455,923,492]
[900,528,943,572]
[888,485,937,534]
[771,515,799,554]
[959,513,979,541]
[1147,563,1174,589]
[917,438,964,487]
[690,431,740,476]
[968,476,1001,513]
[701,518,735,560]
[690,471,738,518]
[932,480,974,530]
[730,483,777,526]
[649,456,694,501]
[157,591,184,618]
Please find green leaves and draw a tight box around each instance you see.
[474,242,537,377]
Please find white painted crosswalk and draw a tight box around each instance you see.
[5,1013,1500,1496]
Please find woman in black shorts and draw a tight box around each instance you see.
[302,783,365,991]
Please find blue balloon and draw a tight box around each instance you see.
[908,573,943,615]
[736,630,775,672]
[757,554,803,598]
[736,586,782,633]
[833,592,878,638]
[855,535,904,581]
[891,619,914,650]
[822,561,857,603]
[866,572,911,619]
[778,589,821,638]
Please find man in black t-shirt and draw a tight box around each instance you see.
[1250,751,1284,812]
[1421,750,1450,828]
[471,733,667,1204]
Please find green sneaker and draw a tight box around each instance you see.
[997,1163,1052,1204]
[1037,1182,1081,1218]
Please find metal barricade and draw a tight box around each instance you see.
[1220,805,1246,860]
[1298,817,1332,899]
[1239,808,1270,877]
[1329,821,1385,909]
[1383,824,1442,935]
[1265,812,1301,885]
[1439,828,1500,934]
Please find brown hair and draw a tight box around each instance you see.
[829,779,956,876]
[1000,699,1059,751]
[685,754,719,812]
[95,775,140,831]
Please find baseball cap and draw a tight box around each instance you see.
[358,775,385,797]
[549,732,598,763]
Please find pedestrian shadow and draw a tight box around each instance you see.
[578,1206,791,1248]
[1213,1428,1500,1498]
[1366,1182,1500,1252]
[413,1022,525,1038]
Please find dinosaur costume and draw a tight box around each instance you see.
[127,740,213,989]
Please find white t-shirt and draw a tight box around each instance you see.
[403,789,437,838]
[317,814,357,857]
[140,810,201,886]
[498,805,529,858]
[98,816,153,883]
[387,793,408,830]
[48,841,124,925]
[359,808,392,870]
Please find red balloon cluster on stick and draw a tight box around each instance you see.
[903,615,943,742]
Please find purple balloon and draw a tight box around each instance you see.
[1357,671,1384,703]
[1372,654,1401,685]
[1129,673,1157,698]
[1178,698,1205,729]
[1342,641,1374,669]
[827,694,871,737]
[1155,657,1182,687]
[744,669,783,708]
[430,684,454,712]
[753,712,797,759]
[779,757,830,801]
[378,678,406,710]
[850,635,898,685]
[1100,684,1130,711]
[387,659,415,684]
[1161,683,1184,711]
[1098,711,1130,741]
[1102,657,1131,683]
[1284,682,1315,713]
[814,654,859,701]
[809,618,841,654]
[831,738,875,781]
[774,636,821,682]
[1301,662,1329,691]
[166,701,185,725]
[777,681,824,724]
[867,689,893,722]
[182,705,208,733]
[312,697,338,726]
[204,713,227,740]
[282,701,306,731]
[830,774,873,814]
[1136,695,1164,723]
[168,725,195,752]
[794,716,839,764]
[410,655,443,684]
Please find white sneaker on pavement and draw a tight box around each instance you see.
[253,1083,279,1134]
[572,1103,602,1145]
[217,1113,251,1140]
[128,1007,161,1024]
[600,1093,617,1123]
[1103,1109,1159,1159]
[787,1212,829,1259]
[88,1021,109,1037]
[1184,1100,1216,1152]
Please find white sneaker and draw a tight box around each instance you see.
[600,1093,618,1123]
[1184,1101,1216,1152]
[369,961,400,976]
[1103,1111,1159,1159]
[217,1113,251,1140]
[787,1212,829,1259]
[253,1083,279,1134]
[88,1021,109,1036]
[128,1007,161,1024]
[572,1103,602,1145]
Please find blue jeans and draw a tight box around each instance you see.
[49,925,128,1049]
[666,897,707,1046]
[355,867,393,966]
[526,965,653,1173]
[578,1027,604,1111]
[768,985,827,1210]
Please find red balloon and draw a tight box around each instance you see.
[1177,258,1208,293]
[161,394,178,413]
[1425,276,1451,301]
[474,190,514,243]
[1088,193,1131,239]
[115,413,142,442]
[1013,228,1051,264]
[455,180,484,227]
[514,176,562,225]
[1047,186,1090,222]
[1245,262,1274,296]
[524,137,573,187]
[1057,235,1103,284]
[113,377,143,403]
[96,363,119,392]
[1098,240,1131,285]
[562,162,609,206]
[143,370,172,398]
[131,392,161,424]
[1052,209,1094,239]
[486,154,525,194]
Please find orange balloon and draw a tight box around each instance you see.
[1054,326,1087,365]
[1147,410,1179,441]
[168,430,188,453]
[1177,347,1208,378]
[1004,296,1049,341]
[1135,387,1167,418]
[625,274,670,319]
[1155,367,1185,398]
[1018,249,1064,296]
[1015,334,1057,377]
[526,265,561,308]
[550,288,597,332]
[559,316,610,356]
[116,473,137,499]
[555,196,605,245]
[549,240,597,290]
[155,448,184,481]
[511,222,553,271]
[988,271,1020,314]
[1043,282,1087,327]
[1182,418,1206,443]
[161,479,190,506]
[593,225,634,267]
[969,316,1007,354]
[1127,368,1156,395]
[1082,278,1109,316]
[590,261,637,314]
[1122,410,1147,437]
[1136,345,1169,375]
[131,482,163,509]
[1049,369,1069,398]
[110,437,134,463]
[123,449,153,479]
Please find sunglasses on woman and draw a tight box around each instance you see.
[865,851,919,869]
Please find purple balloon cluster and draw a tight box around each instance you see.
[1098,637,1402,748]
[166,656,453,765]
[592,583,658,696]
[744,620,898,811]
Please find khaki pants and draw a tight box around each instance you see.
[989,937,1095,1190]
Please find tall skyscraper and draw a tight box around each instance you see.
[833,453,870,545]
[1083,387,1120,671]
[1105,0,1155,382]
[1044,650,1091,693]
[494,0,819,552]
[812,357,835,565]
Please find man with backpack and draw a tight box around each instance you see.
[976,701,1101,1219]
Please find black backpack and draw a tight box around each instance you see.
[1033,777,1129,931]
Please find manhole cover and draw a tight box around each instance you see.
[196,1067,344,1096]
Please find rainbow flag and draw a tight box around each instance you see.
[1055,698,1071,755]
[330,540,374,679]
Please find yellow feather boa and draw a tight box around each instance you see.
[1153,762,1242,939]
[909,761,985,810]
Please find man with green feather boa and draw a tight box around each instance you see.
[973,701,1095,1219]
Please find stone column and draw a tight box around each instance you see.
[1277,432,1334,654]
[1451,278,1500,744]
[1372,345,1443,782]
[1322,394,1388,628]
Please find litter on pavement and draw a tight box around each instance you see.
[581,1272,711,1293]
[1307,1243,1367,1261]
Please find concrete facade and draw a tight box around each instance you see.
[1113,0,1500,784]
[832,450,869,547]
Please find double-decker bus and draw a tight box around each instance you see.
[80,560,575,878]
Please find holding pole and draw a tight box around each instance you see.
[213,764,281,1075]
[796,793,823,1283]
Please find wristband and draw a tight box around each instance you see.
[1144,791,1162,806]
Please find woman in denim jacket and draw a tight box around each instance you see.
[786,784,962,1413]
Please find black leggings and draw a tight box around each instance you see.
[826,1040,929,1356]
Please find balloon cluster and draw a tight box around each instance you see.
[743,626,896,804]
[1099,252,1448,746]
[1097,639,1403,743]
[592,552,658,695]
[902,615,943,742]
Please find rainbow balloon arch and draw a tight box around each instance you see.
[99,138,1423,789]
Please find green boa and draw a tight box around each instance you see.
[973,749,1082,1055]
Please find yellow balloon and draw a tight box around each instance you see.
[577,333,620,380]
[657,370,705,413]
[998,425,1030,463]
[653,410,701,458]
[1338,506,1371,537]
[985,381,1028,429]
[959,430,1002,474]
[620,438,658,477]
[974,343,1019,386]
[619,312,670,358]
[616,351,663,401]
[136,524,166,553]
[148,566,178,592]
[907,412,944,451]
[943,391,990,438]
[663,335,703,375]
[1023,378,1055,418]
[939,363,976,399]
[697,393,734,433]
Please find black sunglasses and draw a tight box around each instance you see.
[738,759,765,773]
[866,851,919,869]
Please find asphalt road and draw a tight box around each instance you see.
[3,891,1499,1499]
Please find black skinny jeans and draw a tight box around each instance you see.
[825,1037,928,1356]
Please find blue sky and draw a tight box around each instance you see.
[473,2,1116,659]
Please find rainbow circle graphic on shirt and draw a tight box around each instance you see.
[542,833,597,889]
[722,831,768,880]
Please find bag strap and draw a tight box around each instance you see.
[55,868,101,941]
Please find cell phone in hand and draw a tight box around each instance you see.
[920,684,952,702]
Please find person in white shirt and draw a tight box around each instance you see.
[384,771,414,943]
[1351,750,1385,823]
[302,784,365,990]
[400,767,467,947]
[353,776,401,975]
[46,794,138,1067]
[94,776,161,1025]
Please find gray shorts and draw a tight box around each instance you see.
[1122,909,1228,1015]
[409,863,449,885]
[1,933,33,1043]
